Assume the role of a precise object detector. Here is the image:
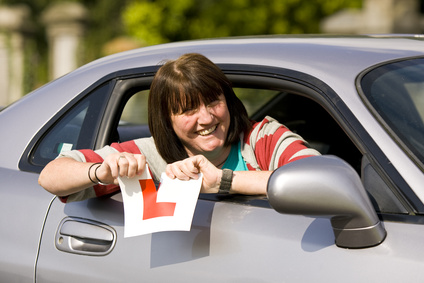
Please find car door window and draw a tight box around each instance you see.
[118,89,151,142]
[233,88,278,115]
[115,80,409,214]
[120,84,351,186]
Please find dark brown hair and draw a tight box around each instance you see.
[148,53,251,163]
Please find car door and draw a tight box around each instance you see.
[34,67,424,282]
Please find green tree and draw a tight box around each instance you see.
[123,0,362,46]
[122,0,362,111]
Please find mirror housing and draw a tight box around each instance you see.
[267,155,386,249]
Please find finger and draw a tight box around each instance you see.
[122,154,139,178]
[117,153,144,178]
[165,164,176,179]
[191,155,209,169]
[168,162,190,180]
[123,153,146,178]
[134,154,146,176]
[180,161,200,179]
[117,154,129,177]
[126,154,146,177]
[174,167,190,181]
[104,154,120,179]
[169,160,200,180]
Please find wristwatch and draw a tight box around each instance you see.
[218,169,233,194]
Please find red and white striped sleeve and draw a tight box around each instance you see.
[57,140,142,203]
[243,116,320,171]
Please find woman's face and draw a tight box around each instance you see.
[171,94,231,158]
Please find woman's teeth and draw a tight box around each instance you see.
[198,125,217,136]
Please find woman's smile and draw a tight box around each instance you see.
[197,125,218,136]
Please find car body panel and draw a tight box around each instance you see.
[36,195,424,282]
[0,168,53,281]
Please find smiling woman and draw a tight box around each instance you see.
[38,53,320,202]
[147,53,250,165]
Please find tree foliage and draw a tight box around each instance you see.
[0,0,362,92]
[122,0,362,108]
[123,0,362,46]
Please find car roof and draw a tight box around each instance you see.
[19,35,420,104]
[35,34,420,108]
[87,35,423,72]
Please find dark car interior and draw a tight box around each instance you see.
[250,92,362,173]
[116,89,363,174]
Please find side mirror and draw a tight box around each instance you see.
[267,155,386,249]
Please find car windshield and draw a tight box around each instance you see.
[360,58,424,167]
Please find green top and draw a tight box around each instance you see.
[222,141,248,171]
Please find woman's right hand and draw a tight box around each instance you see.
[39,153,147,197]
[95,152,146,185]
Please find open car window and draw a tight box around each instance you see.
[114,79,406,214]
[118,89,151,142]
[114,76,413,214]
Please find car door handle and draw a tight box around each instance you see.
[55,217,116,256]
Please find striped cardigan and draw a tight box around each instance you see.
[58,116,320,202]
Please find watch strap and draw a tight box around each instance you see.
[218,169,233,194]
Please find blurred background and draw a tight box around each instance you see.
[0,0,422,106]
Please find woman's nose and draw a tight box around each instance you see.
[197,105,213,124]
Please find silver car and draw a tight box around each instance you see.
[1,35,424,282]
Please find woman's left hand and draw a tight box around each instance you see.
[165,155,222,193]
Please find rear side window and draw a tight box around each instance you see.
[30,83,110,166]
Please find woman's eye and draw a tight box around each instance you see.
[182,108,196,115]
[208,100,220,108]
